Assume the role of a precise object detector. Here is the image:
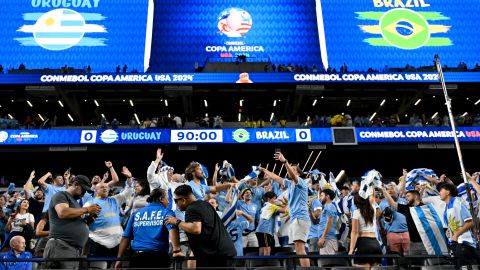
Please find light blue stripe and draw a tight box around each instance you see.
[42,44,73,50]
[22,13,43,21]
[35,32,83,38]
[77,38,107,46]
[14,37,37,46]
[415,206,442,255]
[427,203,448,251]
[15,37,106,47]
[22,12,106,21]
[61,21,84,26]
[63,10,76,15]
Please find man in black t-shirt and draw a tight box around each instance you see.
[382,187,428,255]
[44,175,101,269]
[166,185,236,269]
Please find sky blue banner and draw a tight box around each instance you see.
[1,127,480,145]
[0,72,478,84]
[356,127,480,143]
[0,0,150,73]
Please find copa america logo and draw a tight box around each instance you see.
[217,8,252,37]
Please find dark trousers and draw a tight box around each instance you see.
[453,243,479,269]
[130,250,170,269]
[87,238,118,258]
[87,238,119,267]
[196,256,233,270]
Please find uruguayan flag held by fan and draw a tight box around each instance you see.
[410,204,449,255]
[219,160,235,181]
[405,168,438,196]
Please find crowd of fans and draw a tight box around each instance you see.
[0,149,479,269]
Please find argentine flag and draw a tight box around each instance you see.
[410,204,449,255]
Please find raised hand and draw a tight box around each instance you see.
[121,166,132,178]
[105,161,113,169]
[274,152,286,163]
[155,148,164,162]
[102,172,109,182]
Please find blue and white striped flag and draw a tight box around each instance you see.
[359,169,382,199]
[457,183,478,207]
[328,172,340,198]
[410,204,449,255]
[219,160,235,181]
[406,168,438,196]
[222,187,239,227]
[240,166,260,183]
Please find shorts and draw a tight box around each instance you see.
[353,237,382,265]
[256,233,275,248]
[319,239,338,255]
[288,219,311,244]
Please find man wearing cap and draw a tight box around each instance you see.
[44,175,102,269]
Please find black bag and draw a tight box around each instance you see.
[382,207,394,224]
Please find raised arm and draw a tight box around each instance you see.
[420,173,441,186]
[212,163,220,187]
[261,168,285,186]
[467,172,480,195]
[398,169,407,196]
[113,177,134,206]
[23,170,35,200]
[105,161,119,187]
[274,152,298,183]
[37,172,52,189]
[381,186,398,210]
[210,183,235,194]
[147,148,163,180]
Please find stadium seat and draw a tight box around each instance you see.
[273,246,294,254]
[371,266,399,270]
[426,257,452,266]
[318,257,350,267]
[421,265,456,270]
[274,251,297,268]
[331,266,365,270]
[246,251,282,269]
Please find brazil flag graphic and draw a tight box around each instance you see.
[357,8,452,49]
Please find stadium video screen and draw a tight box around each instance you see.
[0,0,478,84]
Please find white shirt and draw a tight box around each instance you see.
[352,207,377,233]
[10,213,34,232]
